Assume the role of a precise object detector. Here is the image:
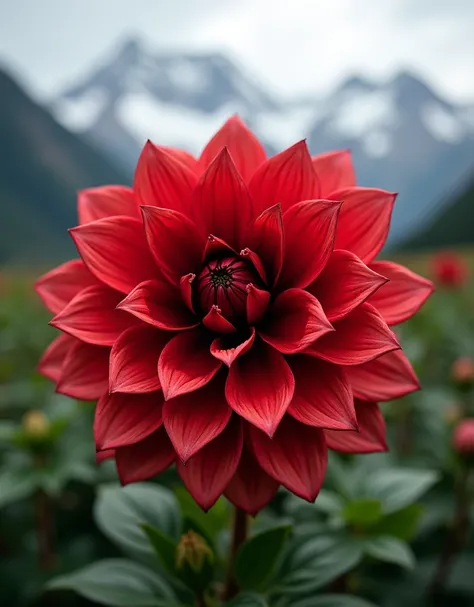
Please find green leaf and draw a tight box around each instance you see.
[174,486,228,541]
[369,504,423,541]
[0,469,37,508]
[94,483,181,562]
[46,559,176,606]
[362,469,439,513]
[292,595,377,607]
[225,593,268,606]
[342,498,383,526]
[364,536,416,569]
[279,533,364,596]
[141,524,177,575]
[235,525,291,591]
[0,420,16,442]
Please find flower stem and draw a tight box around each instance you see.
[36,488,54,571]
[428,466,471,597]
[223,507,249,600]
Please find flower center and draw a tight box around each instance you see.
[196,256,260,321]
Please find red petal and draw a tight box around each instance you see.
[94,391,164,450]
[325,401,388,453]
[78,186,138,224]
[288,356,357,430]
[56,341,109,400]
[249,141,320,215]
[239,248,268,284]
[162,146,200,173]
[109,325,169,394]
[203,235,238,260]
[225,339,295,436]
[199,115,267,181]
[141,206,203,284]
[177,418,243,511]
[346,349,420,402]
[202,306,237,333]
[312,150,356,197]
[259,289,333,354]
[278,200,341,289]
[163,378,231,462]
[116,427,175,484]
[134,141,198,216]
[192,147,253,250]
[225,446,279,516]
[330,187,396,264]
[38,334,75,382]
[249,416,327,501]
[180,273,196,313]
[307,250,388,322]
[35,260,98,315]
[369,261,434,325]
[246,284,271,325]
[117,279,199,331]
[306,303,400,365]
[210,328,256,367]
[70,216,156,294]
[245,204,284,286]
[50,285,135,346]
[158,328,222,400]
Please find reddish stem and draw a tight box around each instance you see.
[223,507,249,600]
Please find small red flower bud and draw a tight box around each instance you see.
[453,419,474,455]
[431,252,468,288]
[451,357,474,387]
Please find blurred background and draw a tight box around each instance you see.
[1,2,474,606]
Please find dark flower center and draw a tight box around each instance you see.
[196,256,260,321]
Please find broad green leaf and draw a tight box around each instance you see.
[279,533,364,596]
[0,469,37,508]
[226,593,268,606]
[369,504,423,541]
[46,559,176,606]
[94,483,181,561]
[235,525,291,591]
[362,469,439,513]
[342,498,383,526]
[141,524,177,575]
[364,536,415,569]
[292,595,377,607]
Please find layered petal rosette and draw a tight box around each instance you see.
[36,116,434,513]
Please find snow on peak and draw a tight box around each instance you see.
[421,102,465,144]
[328,90,398,139]
[166,59,211,94]
[53,87,108,131]
[117,93,246,154]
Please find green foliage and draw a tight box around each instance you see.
[234,525,291,591]
[47,559,176,606]
[225,594,268,606]
[94,483,181,565]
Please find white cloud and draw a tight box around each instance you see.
[1,0,473,102]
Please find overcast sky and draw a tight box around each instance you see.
[1,0,474,103]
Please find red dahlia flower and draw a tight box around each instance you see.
[35,116,434,513]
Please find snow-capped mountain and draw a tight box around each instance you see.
[52,37,474,246]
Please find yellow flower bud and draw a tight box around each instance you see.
[22,410,50,438]
[175,530,213,573]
